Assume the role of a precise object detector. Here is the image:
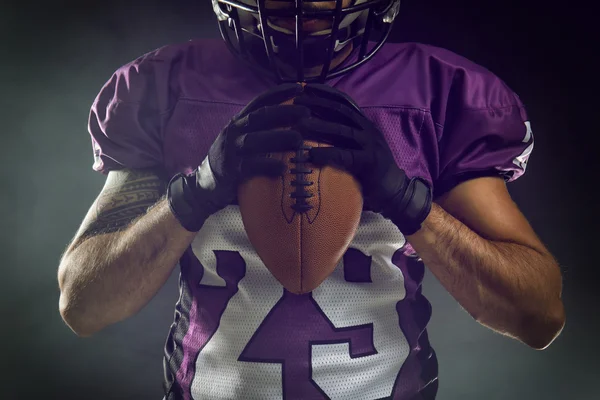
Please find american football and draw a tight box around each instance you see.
[238,91,364,294]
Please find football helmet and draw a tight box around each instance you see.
[211,0,402,83]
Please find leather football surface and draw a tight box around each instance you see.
[238,90,363,294]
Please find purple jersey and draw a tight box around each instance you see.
[88,39,533,400]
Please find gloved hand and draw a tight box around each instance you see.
[293,84,432,235]
[168,83,310,232]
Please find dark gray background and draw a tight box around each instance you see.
[2,0,598,399]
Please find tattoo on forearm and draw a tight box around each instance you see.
[80,170,165,238]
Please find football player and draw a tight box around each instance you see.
[57,0,566,399]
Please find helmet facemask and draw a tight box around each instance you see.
[212,0,402,83]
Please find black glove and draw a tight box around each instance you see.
[168,83,310,232]
[293,84,432,235]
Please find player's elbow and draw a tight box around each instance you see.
[59,293,101,337]
[58,256,103,337]
[522,302,566,350]
[523,331,560,351]
[58,292,96,337]
[58,270,107,337]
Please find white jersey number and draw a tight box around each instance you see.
[188,209,409,400]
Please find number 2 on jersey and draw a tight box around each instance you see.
[190,247,407,400]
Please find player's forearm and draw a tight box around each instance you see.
[58,198,196,336]
[406,203,565,349]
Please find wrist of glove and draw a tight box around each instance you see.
[380,177,433,236]
[167,159,232,232]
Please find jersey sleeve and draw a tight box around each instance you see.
[88,52,167,174]
[433,73,534,198]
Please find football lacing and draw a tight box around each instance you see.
[289,144,314,213]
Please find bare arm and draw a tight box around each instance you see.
[58,169,197,337]
[407,178,565,350]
